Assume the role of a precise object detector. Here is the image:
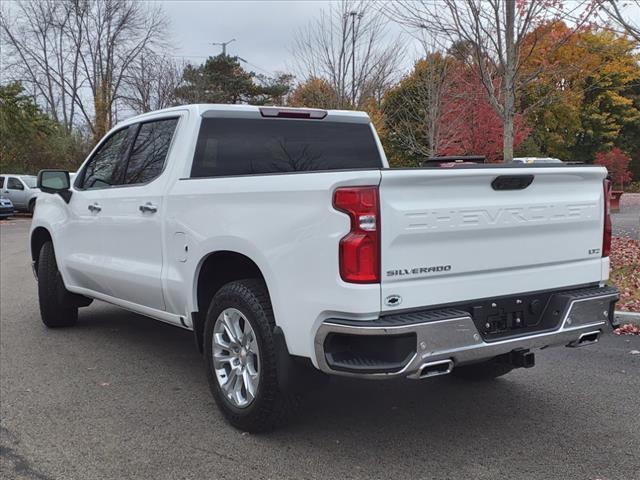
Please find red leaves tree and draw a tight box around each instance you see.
[439,67,530,163]
[594,147,633,189]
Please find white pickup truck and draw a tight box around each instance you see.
[31,104,618,432]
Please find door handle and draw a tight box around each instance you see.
[139,202,158,214]
[87,203,101,213]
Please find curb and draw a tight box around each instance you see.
[614,310,640,325]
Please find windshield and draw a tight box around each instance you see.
[20,176,37,188]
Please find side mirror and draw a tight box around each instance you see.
[37,170,72,203]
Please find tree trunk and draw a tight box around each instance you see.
[503,0,516,163]
[94,81,110,143]
[503,106,514,163]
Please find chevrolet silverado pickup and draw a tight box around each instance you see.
[31,104,619,432]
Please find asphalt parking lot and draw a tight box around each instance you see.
[1,217,639,480]
[612,194,640,240]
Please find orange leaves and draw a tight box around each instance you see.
[288,77,339,110]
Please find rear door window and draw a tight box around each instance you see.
[191,118,382,178]
[123,118,178,185]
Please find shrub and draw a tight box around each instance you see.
[594,148,633,190]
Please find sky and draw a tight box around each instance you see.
[161,0,418,78]
[161,0,640,81]
[4,0,639,82]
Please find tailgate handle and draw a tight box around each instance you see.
[491,175,534,191]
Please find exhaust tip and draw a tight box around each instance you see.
[417,359,454,379]
[567,330,601,348]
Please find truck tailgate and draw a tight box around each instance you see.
[379,166,608,312]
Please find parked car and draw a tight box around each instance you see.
[512,157,564,164]
[0,195,14,219]
[0,174,40,213]
[30,104,619,432]
[421,155,486,167]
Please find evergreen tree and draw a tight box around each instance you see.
[175,55,291,105]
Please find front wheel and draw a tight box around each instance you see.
[37,241,78,327]
[203,279,297,432]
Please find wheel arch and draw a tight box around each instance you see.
[30,226,53,276]
[192,250,272,354]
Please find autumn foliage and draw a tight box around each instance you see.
[373,22,640,168]
[520,23,640,168]
[288,77,339,109]
[594,148,633,189]
[438,68,531,163]
[380,57,531,165]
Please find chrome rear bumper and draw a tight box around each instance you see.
[314,286,619,379]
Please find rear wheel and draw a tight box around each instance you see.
[452,358,514,381]
[37,241,78,327]
[204,279,297,432]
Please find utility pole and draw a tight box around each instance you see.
[212,38,236,56]
[348,12,362,107]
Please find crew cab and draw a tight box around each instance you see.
[31,104,618,432]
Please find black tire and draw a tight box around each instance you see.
[451,358,514,381]
[28,199,36,215]
[37,241,78,327]
[204,279,297,432]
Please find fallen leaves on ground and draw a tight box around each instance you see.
[613,323,640,336]
[610,237,640,312]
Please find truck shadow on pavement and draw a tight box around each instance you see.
[33,302,630,478]
[73,303,596,441]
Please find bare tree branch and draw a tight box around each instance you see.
[382,0,597,161]
[1,0,170,141]
[385,36,466,158]
[293,0,403,109]
[599,0,640,42]
[120,54,184,113]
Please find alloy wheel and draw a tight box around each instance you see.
[212,308,260,408]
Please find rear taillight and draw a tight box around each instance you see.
[333,186,380,283]
[603,178,612,257]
